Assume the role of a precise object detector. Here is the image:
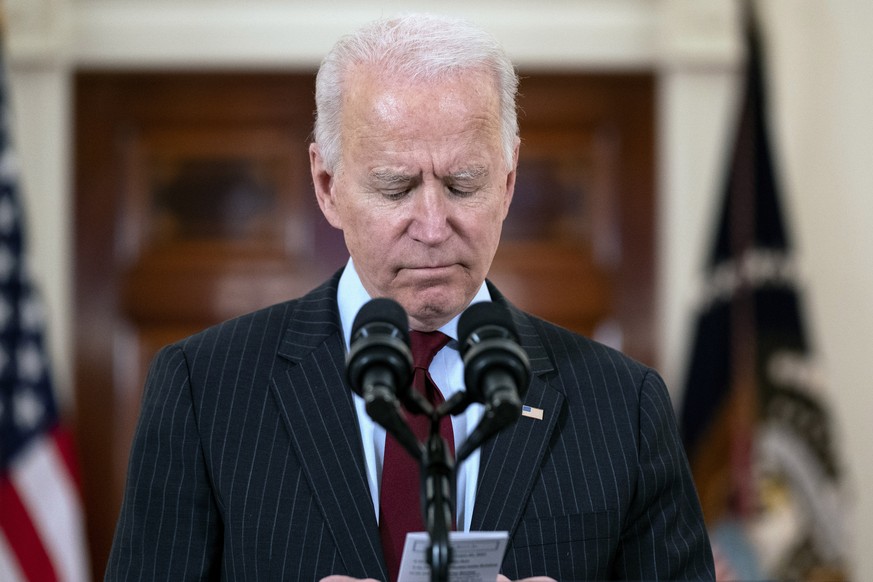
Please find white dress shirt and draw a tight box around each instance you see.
[337,259,487,532]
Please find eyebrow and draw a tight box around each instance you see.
[369,169,416,185]
[367,165,489,184]
[449,166,489,181]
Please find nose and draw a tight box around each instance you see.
[408,181,452,245]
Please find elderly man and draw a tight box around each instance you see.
[106,13,714,582]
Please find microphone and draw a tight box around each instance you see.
[346,298,421,460]
[455,301,531,462]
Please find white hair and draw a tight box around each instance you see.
[313,13,519,172]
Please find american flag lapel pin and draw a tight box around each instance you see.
[521,404,544,420]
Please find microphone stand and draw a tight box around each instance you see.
[378,375,524,581]
[421,384,524,581]
[381,388,455,582]
[422,417,454,582]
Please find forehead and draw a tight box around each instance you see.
[341,65,502,147]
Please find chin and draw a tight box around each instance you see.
[405,297,463,330]
[397,276,477,322]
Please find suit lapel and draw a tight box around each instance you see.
[269,274,387,579]
[471,286,565,536]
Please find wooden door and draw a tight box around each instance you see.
[74,71,653,577]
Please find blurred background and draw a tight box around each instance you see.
[2,0,871,580]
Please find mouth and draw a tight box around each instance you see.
[397,264,460,281]
[404,263,457,273]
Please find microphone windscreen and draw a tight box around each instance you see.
[458,301,518,350]
[351,297,410,343]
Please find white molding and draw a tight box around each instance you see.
[67,1,659,69]
[5,0,72,69]
[657,0,741,70]
[4,0,740,71]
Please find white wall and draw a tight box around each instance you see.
[6,0,872,577]
[758,0,873,576]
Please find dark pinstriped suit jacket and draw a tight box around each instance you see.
[106,271,714,581]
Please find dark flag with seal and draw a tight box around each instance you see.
[679,3,848,581]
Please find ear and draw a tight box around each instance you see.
[310,143,343,229]
[501,137,521,218]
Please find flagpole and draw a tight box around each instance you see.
[726,0,760,521]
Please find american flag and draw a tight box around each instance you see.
[0,48,90,581]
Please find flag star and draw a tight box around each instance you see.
[17,343,44,383]
[0,148,19,183]
[20,293,45,332]
[0,194,16,235]
[14,386,44,431]
[0,245,14,281]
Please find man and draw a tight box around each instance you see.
[106,13,714,581]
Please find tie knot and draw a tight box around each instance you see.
[409,330,451,370]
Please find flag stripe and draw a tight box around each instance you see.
[0,531,28,582]
[51,425,83,490]
[11,431,89,582]
[0,474,58,581]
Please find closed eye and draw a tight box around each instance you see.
[447,185,475,197]
[382,188,411,201]
[446,166,488,197]
[369,168,418,200]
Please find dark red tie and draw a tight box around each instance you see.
[379,330,453,582]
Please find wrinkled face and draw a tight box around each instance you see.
[311,67,518,331]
